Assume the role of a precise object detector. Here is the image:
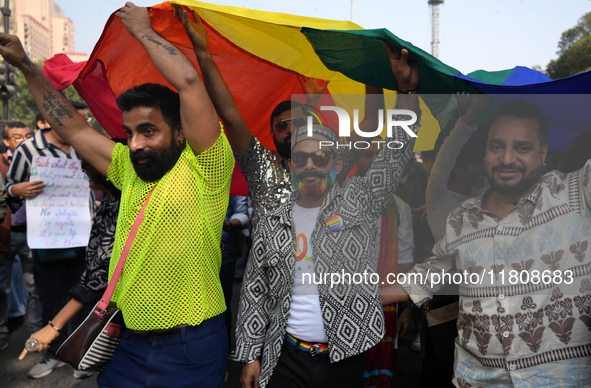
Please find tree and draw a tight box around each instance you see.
[547,12,591,79]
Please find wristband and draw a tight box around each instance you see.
[242,359,258,366]
[8,185,14,197]
[397,85,419,94]
[48,320,61,333]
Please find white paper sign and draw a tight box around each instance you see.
[26,156,92,249]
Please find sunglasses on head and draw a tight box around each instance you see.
[273,117,307,135]
[291,150,333,167]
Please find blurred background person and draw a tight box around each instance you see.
[19,159,121,380]
[352,138,415,388]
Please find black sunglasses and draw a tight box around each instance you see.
[291,150,333,167]
[273,117,307,135]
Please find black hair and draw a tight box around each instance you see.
[116,83,181,132]
[3,121,30,139]
[110,138,129,146]
[69,100,88,110]
[81,158,121,199]
[495,101,549,144]
[35,112,48,129]
[270,100,304,129]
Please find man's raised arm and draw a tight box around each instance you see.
[173,5,252,153]
[0,34,115,176]
[116,3,220,155]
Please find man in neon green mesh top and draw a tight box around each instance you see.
[1,3,233,387]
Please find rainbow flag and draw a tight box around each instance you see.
[43,1,591,153]
[302,27,591,151]
[42,1,441,152]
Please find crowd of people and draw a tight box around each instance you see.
[0,2,589,388]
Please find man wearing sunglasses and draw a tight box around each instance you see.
[3,3,233,385]
[268,100,307,161]
[175,7,379,230]
[234,44,422,387]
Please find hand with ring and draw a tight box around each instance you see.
[25,338,40,352]
[19,323,61,360]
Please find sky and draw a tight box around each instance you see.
[56,0,590,74]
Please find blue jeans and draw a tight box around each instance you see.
[97,314,228,388]
[0,232,42,340]
[0,250,12,341]
[8,255,27,317]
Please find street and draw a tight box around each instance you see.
[0,280,422,387]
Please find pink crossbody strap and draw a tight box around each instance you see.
[95,188,156,316]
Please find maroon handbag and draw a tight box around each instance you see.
[56,189,154,371]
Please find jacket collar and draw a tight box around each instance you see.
[268,182,344,227]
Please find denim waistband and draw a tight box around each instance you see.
[123,314,224,345]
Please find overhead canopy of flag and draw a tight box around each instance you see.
[43,1,591,154]
[42,0,443,153]
[42,1,365,147]
[301,27,591,151]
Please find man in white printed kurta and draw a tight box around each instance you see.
[384,101,591,387]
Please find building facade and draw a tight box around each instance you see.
[12,0,88,62]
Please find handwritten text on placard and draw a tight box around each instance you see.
[26,157,91,249]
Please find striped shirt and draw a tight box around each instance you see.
[5,128,91,222]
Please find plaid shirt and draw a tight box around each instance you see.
[233,115,420,388]
[401,162,591,387]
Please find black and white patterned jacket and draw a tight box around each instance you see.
[233,113,421,388]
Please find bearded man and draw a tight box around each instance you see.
[383,101,591,387]
[235,44,421,387]
[2,3,233,387]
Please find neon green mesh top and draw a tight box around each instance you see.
[107,131,234,331]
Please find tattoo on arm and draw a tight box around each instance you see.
[141,34,178,56]
[22,55,37,71]
[41,90,74,128]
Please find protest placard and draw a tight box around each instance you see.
[26,156,91,249]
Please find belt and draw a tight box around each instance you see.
[285,333,329,356]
